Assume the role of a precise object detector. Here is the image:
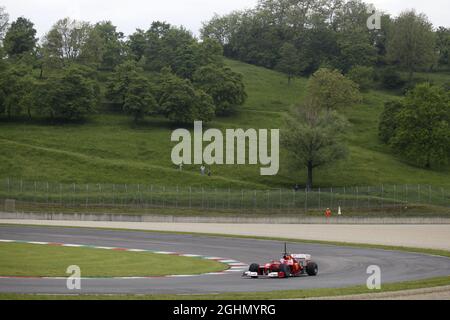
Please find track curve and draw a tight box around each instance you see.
[0,225,449,295]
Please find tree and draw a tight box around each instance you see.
[0,6,9,41]
[157,69,215,123]
[107,60,143,106]
[107,60,157,122]
[335,30,376,73]
[128,29,147,62]
[123,75,157,123]
[93,21,125,70]
[3,17,37,56]
[388,83,450,168]
[276,43,299,85]
[193,64,246,115]
[307,68,362,111]
[0,63,34,118]
[436,27,450,69]
[378,100,403,144]
[282,101,349,190]
[37,66,99,121]
[295,25,339,75]
[347,65,374,92]
[386,10,437,80]
[42,18,93,66]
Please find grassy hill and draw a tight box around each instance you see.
[0,59,449,189]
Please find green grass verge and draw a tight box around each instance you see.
[0,242,225,278]
[0,223,449,300]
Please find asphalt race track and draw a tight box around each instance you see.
[1,225,449,295]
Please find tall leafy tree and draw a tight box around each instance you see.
[0,63,34,118]
[93,21,125,70]
[107,60,157,122]
[387,10,437,80]
[388,83,450,168]
[37,65,99,121]
[335,30,376,73]
[193,64,246,115]
[378,100,403,144]
[307,68,362,111]
[3,17,37,56]
[436,27,450,69]
[347,65,374,92]
[123,75,157,123]
[282,101,349,190]
[276,43,299,84]
[107,60,143,106]
[42,18,93,66]
[157,69,215,123]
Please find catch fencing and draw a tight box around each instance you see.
[1,178,449,214]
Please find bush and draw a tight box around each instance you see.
[380,67,405,89]
[378,100,404,144]
[193,64,246,115]
[347,66,374,91]
[402,78,432,94]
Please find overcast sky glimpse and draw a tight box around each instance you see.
[1,0,449,38]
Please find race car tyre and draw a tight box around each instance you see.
[279,264,291,278]
[306,262,319,276]
[249,263,260,273]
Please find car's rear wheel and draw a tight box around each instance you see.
[279,264,291,278]
[306,262,318,276]
[249,263,260,273]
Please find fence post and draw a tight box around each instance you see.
[292,189,296,209]
[356,186,359,209]
[202,187,205,210]
[137,184,141,207]
[381,185,384,209]
[85,184,89,208]
[112,184,115,206]
[418,184,421,203]
[393,185,396,208]
[318,188,321,211]
[163,186,166,208]
[189,186,192,209]
[124,184,128,207]
[279,189,282,211]
[428,184,432,204]
[343,186,346,209]
[305,188,308,213]
[330,187,333,209]
[150,185,153,207]
[98,184,102,206]
[46,182,49,205]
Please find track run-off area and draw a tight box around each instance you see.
[0,223,449,295]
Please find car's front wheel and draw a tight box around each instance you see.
[306,262,318,276]
[249,263,260,273]
[279,264,291,278]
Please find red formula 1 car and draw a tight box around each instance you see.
[242,244,319,279]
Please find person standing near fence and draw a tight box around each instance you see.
[325,208,332,218]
